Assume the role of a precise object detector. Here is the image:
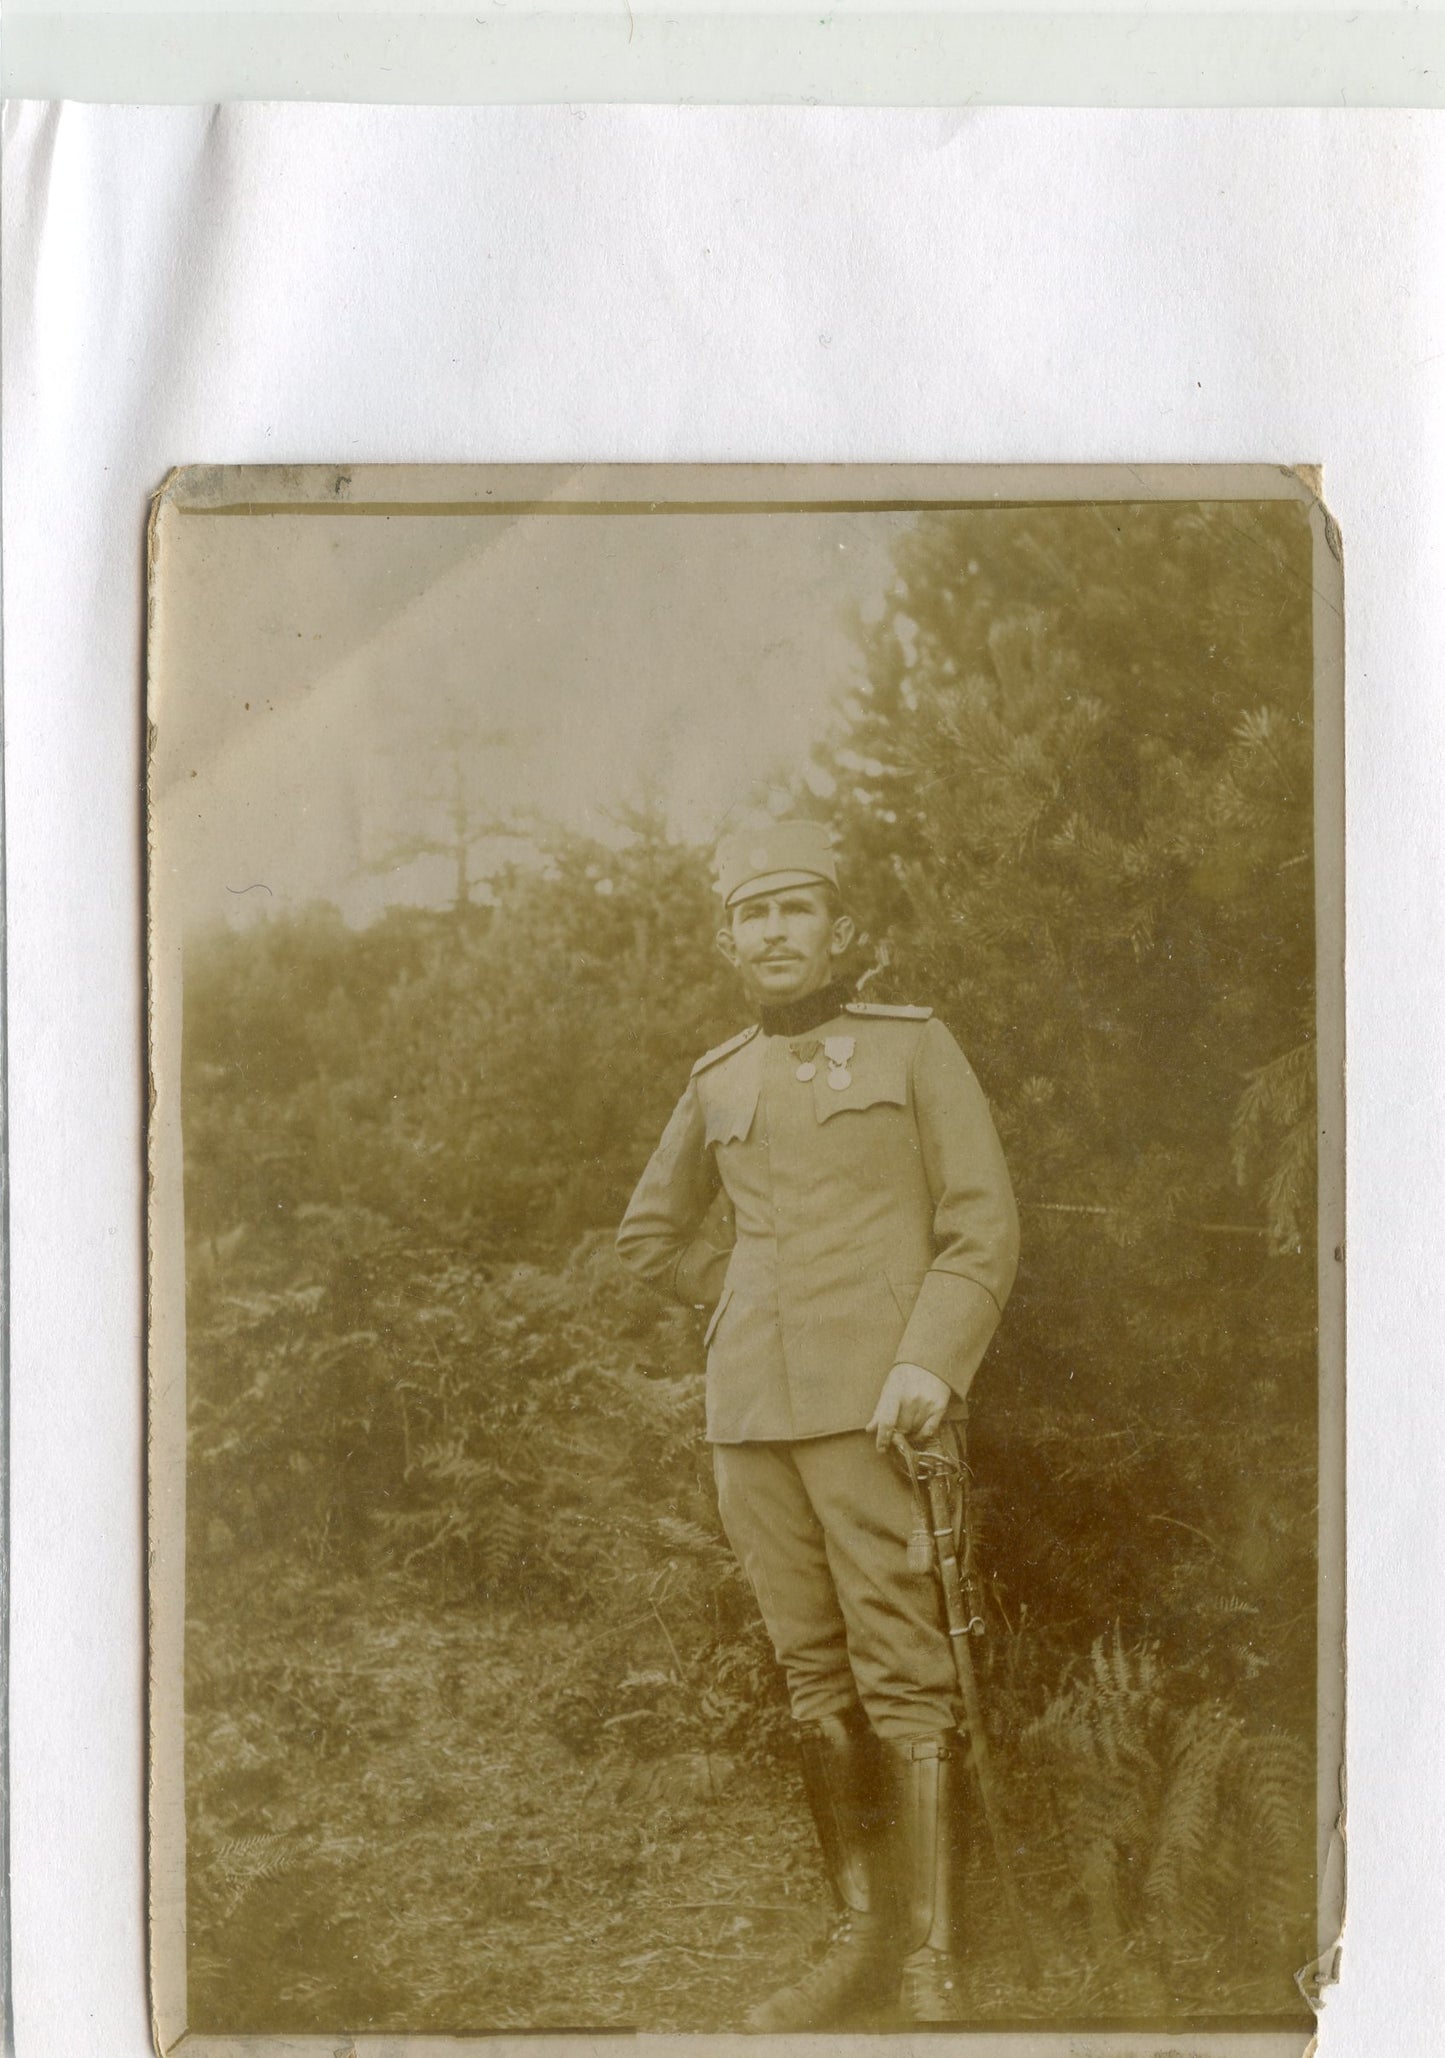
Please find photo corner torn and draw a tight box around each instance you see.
[146,463,1344,2058]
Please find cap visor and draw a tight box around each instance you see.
[724,868,831,908]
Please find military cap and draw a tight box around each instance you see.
[714,820,839,909]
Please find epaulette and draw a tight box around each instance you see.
[691,1024,761,1077]
[845,1001,934,1021]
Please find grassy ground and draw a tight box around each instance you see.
[186,1571,1310,2035]
[189,1575,835,2033]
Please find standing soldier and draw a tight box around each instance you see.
[616,821,1020,2030]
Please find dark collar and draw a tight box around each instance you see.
[759,978,854,1039]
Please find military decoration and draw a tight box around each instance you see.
[823,1035,855,1090]
[790,1037,821,1083]
[790,1033,855,1087]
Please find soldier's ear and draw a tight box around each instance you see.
[829,912,856,957]
[716,926,741,968]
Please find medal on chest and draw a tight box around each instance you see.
[790,1032,855,1088]
[823,1035,855,1089]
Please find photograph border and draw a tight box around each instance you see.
[145,460,1344,2058]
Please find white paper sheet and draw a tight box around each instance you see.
[4,101,1444,2057]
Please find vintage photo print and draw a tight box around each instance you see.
[147,465,1343,2055]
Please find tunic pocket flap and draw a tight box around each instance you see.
[698,1045,762,1146]
[811,1061,909,1123]
[703,1094,758,1147]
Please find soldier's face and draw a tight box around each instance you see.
[717,884,854,1005]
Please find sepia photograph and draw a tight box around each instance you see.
[146,464,1343,2053]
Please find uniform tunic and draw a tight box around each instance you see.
[617,1004,1020,1443]
[617,997,1020,1739]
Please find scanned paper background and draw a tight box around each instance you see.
[5,102,1444,2058]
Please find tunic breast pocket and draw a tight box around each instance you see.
[703,1092,759,1148]
[810,1071,909,1125]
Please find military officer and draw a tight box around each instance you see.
[616,820,1019,2029]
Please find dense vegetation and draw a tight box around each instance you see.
[184,499,1321,2032]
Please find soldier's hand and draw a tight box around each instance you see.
[867,1362,953,1452]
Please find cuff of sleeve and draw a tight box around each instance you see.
[896,1272,1003,1400]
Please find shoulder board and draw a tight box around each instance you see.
[691,1024,761,1077]
[845,1001,934,1022]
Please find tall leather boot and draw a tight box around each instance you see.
[883,1733,969,2024]
[743,1705,897,2032]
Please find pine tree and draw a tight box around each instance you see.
[809,499,1318,1731]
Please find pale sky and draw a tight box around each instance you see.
[151,503,910,928]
